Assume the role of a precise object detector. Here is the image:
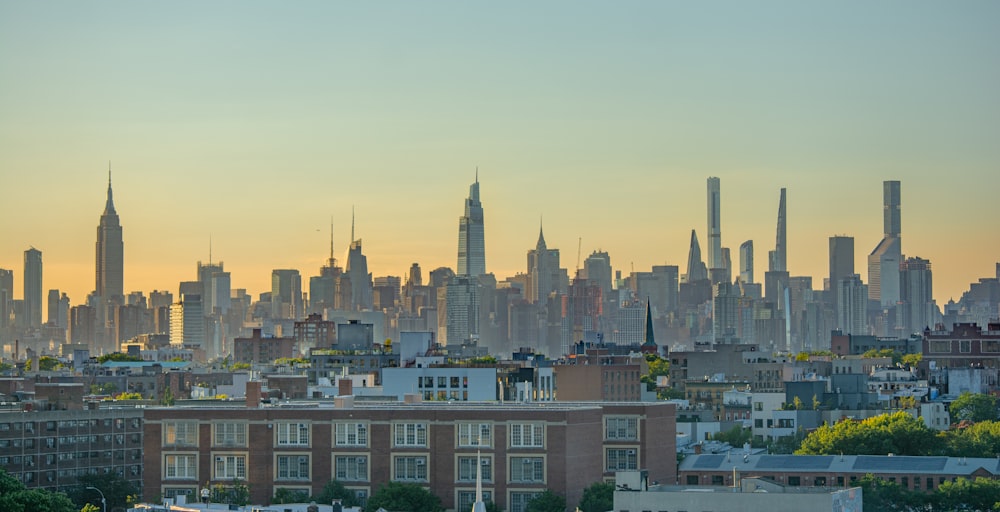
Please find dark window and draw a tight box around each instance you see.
[788,476,800,486]
[686,475,699,485]
[711,475,724,485]
[815,476,827,486]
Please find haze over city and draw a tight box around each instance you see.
[2,2,999,310]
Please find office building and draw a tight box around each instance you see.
[769,188,787,272]
[23,247,43,328]
[457,173,486,277]
[345,234,374,312]
[96,169,124,302]
[583,251,613,301]
[446,276,481,345]
[271,269,303,320]
[900,256,934,335]
[739,240,754,285]
[526,224,564,304]
[684,230,708,283]
[170,293,205,349]
[0,268,13,330]
[828,235,854,312]
[869,180,902,307]
[837,275,868,336]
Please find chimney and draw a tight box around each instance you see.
[338,378,353,397]
[246,381,262,408]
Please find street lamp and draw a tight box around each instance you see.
[86,486,107,512]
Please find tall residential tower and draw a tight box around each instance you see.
[868,180,902,307]
[706,177,723,272]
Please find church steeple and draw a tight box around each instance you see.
[104,162,117,216]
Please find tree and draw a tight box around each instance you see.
[525,490,566,512]
[96,352,143,363]
[67,471,141,512]
[272,488,310,504]
[211,479,250,506]
[931,476,1000,512]
[857,474,924,512]
[796,412,939,456]
[366,482,443,512]
[712,425,752,447]
[950,392,999,423]
[26,356,61,372]
[578,481,614,512]
[901,353,922,367]
[0,469,76,512]
[312,480,360,508]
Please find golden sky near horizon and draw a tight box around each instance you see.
[1,2,998,314]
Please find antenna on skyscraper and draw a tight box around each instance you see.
[351,205,355,244]
[475,166,479,183]
[576,237,582,278]
[209,235,212,265]
[330,216,335,260]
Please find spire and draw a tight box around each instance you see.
[536,215,546,249]
[475,165,479,183]
[472,435,487,512]
[209,235,212,265]
[643,298,656,348]
[330,216,335,261]
[104,161,117,215]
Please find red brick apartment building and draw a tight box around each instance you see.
[143,400,676,512]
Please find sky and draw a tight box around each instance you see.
[1,2,998,316]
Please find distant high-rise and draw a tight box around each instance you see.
[271,269,303,319]
[685,230,708,282]
[739,240,754,284]
[96,168,124,301]
[900,256,934,335]
[457,172,486,276]
[707,177,723,271]
[769,188,787,272]
[0,268,12,329]
[345,239,374,311]
[868,181,902,307]
[583,251,613,300]
[526,223,564,304]
[828,236,855,308]
[23,247,42,328]
[837,274,868,336]
[445,275,480,345]
[170,293,204,348]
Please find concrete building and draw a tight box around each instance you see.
[271,269,303,320]
[869,180,902,308]
[142,400,677,512]
[739,240,754,285]
[770,188,787,273]
[170,294,205,350]
[837,275,868,336]
[900,256,934,336]
[707,177,723,274]
[24,247,43,328]
[233,328,296,363]
[613,472,862,512]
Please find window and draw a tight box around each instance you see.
[164,487,196,499]
[163,422,198,446]
[930,340,951,353]
[605,417,638,441]
[164,454,197,479]
[510,491,543,512]
[686,475,699,485]
[509,423,544,448]
[960,340,972,353]
[510,457,544,483]
[214,455,246,479]
[777,418,794,428]
[711,475,724,485]
[458,456,491,482]
[335,423,368,447]
[815,476,827,486]
[335,455,368,481]
[788,476,800,486]
[457,490,492,512]
[393,456,428,481]
[983,340,1000,353]
[277,455,310,480]
[754,419,763,428]
[277,423,309,446]
[458,423,492,447]
[393,423,427,447]
[754,402,763,411]
[214,423,246,447]
[606,448,638,471]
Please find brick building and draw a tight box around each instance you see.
[143,400,676,512]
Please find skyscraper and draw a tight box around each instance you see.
[96,169,124,301]
[900,256,934,335]
[527,223,563,304]
[868,181,902,307]
[707,177,723,271]
[0,268,12,329]
[684,230,708,282]
[23,247,42,328]
[828,235,855,308]
[457,172,486,276]
[837,274,868,336]
[769,188,787,272]
[271,269,303,319]
[739,240,754,284]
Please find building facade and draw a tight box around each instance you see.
[142,401,676,512]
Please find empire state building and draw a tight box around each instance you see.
[96,169,124,301]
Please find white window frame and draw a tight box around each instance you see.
[393,422,428,447]
[510,491,543,512]
[276,454,310,480]
[604,416,639,441]
[605,448,638,471]
[509,456,545,483]
[509,423,544,448]
[457,422,492,447]
[163,422,198,446]
[213,423,247,447]
[334,455,369,481]
[457,455,492,482]
[213,454,247,479]
[393,455,428,482]
[457,489,493,512]
[276,422,310,446]
[335,422,368,447]
[164,454,197,480]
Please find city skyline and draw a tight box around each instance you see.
[1,2,998,313]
